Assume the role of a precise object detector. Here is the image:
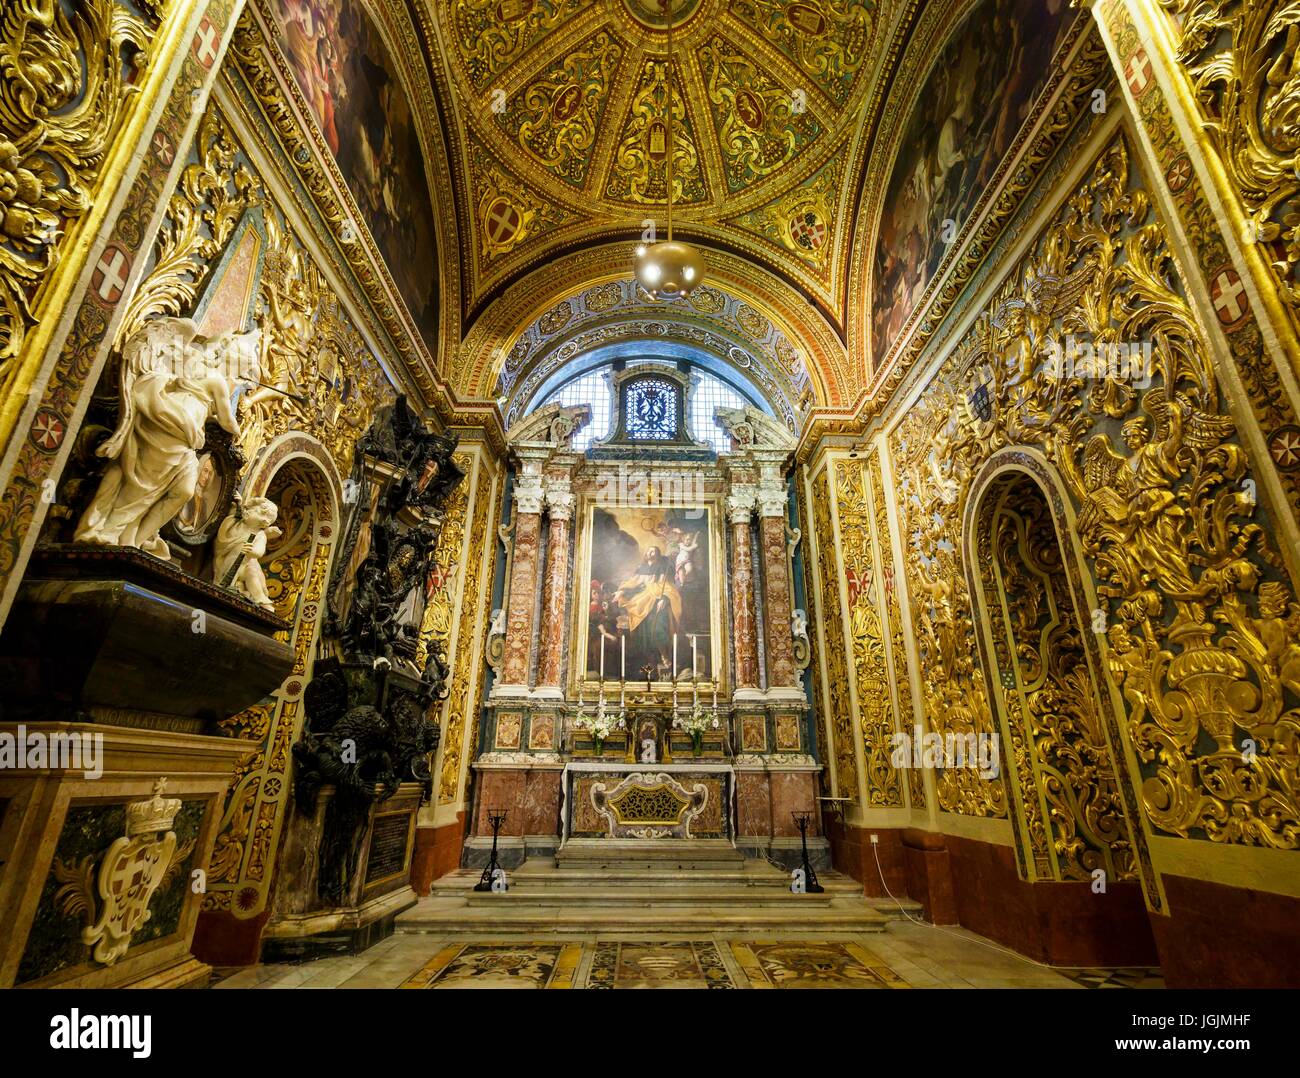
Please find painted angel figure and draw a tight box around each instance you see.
[75,318,260,560]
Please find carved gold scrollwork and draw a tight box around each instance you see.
[1160,0,1300,319]
[116,109,260,345]
[892,133,1300,847]
[0,0,151,383]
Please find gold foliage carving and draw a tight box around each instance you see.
[1159,0,1300,322]
[117,108,260,344]
[0,0,150,380]
[240,208,393,474]
[892,134,1300,846]
[834,458,902,806]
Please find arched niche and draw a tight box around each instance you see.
[962,449,1158,905]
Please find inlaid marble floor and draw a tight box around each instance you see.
[211,922,1165,989]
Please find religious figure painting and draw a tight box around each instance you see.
[584,506,714,682]
[268,0,439,350]
[869,0,1075,366]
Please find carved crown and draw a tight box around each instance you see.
[126,779,181,837]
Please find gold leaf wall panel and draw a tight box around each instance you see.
[888,132,1300,848]
[1158,0,1300,330]
[810,465,859,801]
[868,449,925,811]
[0,0,154,395]
[833,458,902,806]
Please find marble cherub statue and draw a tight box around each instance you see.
[213,494,282,610]
[75,317,260,560]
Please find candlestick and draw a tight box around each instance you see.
[621,633,626,681]
[691,634,698,680]
[600,633,605,681]
[672,633,677,681]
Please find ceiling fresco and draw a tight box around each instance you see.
[238,0,1099,417]
[425,0,888,344]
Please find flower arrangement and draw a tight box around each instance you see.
[676,703,717,736]
[573,700,625,743]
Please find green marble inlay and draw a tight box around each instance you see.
[16,798,206,985]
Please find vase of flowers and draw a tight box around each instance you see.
[678,703,717,757]
[574,699,624,756]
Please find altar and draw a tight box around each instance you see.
[559,762,737,845]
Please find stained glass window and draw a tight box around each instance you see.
[624,378,678,440]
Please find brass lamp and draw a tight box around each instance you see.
[634,0,705,298]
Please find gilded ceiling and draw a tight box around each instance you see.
[239,0,1095,417]
[424,0,889,354]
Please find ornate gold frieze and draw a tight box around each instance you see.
[833,457,902,806]
[889,132,1300,847]
[0,0,152,392]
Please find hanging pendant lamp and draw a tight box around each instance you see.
[634,0,705,298]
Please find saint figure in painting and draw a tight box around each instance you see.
[613,545,681,679]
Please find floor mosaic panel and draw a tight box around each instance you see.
[729,940,910,988]
[588,940,734,988]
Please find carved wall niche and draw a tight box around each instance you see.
[887,132,1300,871]
[204,446,338,922]
[967,465,1140,888]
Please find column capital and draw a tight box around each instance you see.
[756,483,788,518]
[544,475,575,521]
[727,485,757,524]
[513,475,545,516]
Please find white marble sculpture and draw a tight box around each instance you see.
[213,495,281,610]
[75,317,260,560]
[640,738,658,764]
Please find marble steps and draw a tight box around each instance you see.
[395,895,890,935]
[461,887,836,907]
[553,839,746,868]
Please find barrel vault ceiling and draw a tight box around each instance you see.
[414,0,911,394]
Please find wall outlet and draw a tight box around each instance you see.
[870,833,879,845]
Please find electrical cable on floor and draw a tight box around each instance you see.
[869,840,1130,972]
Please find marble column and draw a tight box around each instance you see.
[537,477,574,691]
[728,489,759,691]
[499,474,545,689]
[757,483,798,689]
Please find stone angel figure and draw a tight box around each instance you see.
[213,494,281,611]
[75,317,260,560]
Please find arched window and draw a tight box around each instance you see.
[624,378,679,440]
[536,362,757,453]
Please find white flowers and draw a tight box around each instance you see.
[677,704,714,736]
[573,700,625,740]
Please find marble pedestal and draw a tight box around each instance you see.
[262,782,423,961]
[0,723,256,987]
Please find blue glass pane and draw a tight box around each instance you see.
[625,378,678,440]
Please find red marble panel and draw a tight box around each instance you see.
[731,522,759,688]
[501,511,542,685]
[736,771,771,837]
[537,516,571,687]
[769,770,817,835]
[759,515,797,687]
